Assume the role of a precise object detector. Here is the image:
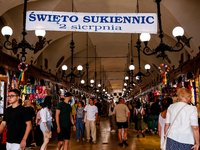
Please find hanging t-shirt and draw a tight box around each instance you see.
[3,105,31,144]
[84,105,98,121]
[75,107,84,118]
[56,102,72,128]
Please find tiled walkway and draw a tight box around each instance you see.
[28,117,161,150]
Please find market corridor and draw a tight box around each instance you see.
[28,117,160,150]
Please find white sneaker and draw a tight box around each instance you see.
[111,130,116,132]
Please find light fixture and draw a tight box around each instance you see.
[145,64,151,70]
[140,33,151,42]
[81,79,85,84]
[82,33,92,91]
[105,92,107,94]
[90,79,94,83]
[35,30,46,37]
[124,83,127,86]
[172,26,184,37]
[136,76,140,80]
[0,0,51,61]
[103,89,105,92]
[98,84,101,87]
[62,65,68,71]
[123,88,126,91]
[139,0,192,59]
[1,26,13,36]
[128,37,137,88]
[129,64,135,71]
[77,65,83,71]
[61,43,84,83]
[125,76,129,80]
[132,37,151,81]
[97,90,99,92]
[61,0,84,83]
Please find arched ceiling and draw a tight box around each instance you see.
[0,0,199,93]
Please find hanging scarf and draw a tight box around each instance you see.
[18,61,28,82]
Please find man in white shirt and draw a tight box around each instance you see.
[113,98,130,146]
[83,98,98,144]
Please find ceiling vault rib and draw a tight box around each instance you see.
[74,56,138,58]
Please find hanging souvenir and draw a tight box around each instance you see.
[29,85,32,94]
[12,75,16,88]
[26,86,30,94]
[158,63,170,85]
[32,86,36,94]
[23,85,27,94]
[139,88,142,94]
[18,61,28,82]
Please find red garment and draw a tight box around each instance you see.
[1,127,7,144]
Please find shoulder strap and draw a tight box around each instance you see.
[165,104,187,137]
[135,108,138,114]
[139,107,142,112]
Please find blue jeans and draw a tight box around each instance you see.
[76,118,85,140]
[152,115,159,131]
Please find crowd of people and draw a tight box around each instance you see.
[0,88,199,150]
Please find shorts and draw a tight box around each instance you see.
[117,122,128,129]
[58,127,71,141]
[6,143,20,150]
[40,121,52,132]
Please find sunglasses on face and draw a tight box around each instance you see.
[8,95,18,98]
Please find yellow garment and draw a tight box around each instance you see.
[72,104,78,116]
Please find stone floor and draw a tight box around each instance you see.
[28,117,161,150]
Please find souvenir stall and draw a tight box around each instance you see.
[8,70,62,112]
[168,74,196,105]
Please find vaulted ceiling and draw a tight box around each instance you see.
[0,0,200,94]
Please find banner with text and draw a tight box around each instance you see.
[26,11,157,33]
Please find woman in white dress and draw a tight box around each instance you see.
[158,98,173,149]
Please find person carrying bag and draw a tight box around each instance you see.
[163,88,199,150]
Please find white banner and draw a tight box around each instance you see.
[26,11,157,33]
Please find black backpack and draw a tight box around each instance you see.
[136,108,142,120]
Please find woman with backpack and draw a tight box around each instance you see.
[133,100,145,138]
[74,101,85,142]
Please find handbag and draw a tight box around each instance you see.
[45,131,52,138]
[83,105,88,123]
[161,104,187,150]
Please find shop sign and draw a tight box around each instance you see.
[26,11,157,33]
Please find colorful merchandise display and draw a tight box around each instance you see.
[158,63,170,85]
